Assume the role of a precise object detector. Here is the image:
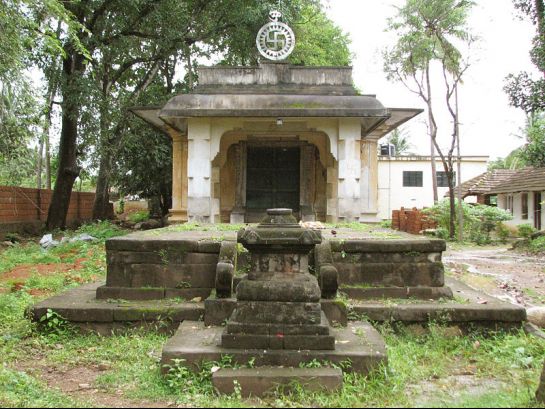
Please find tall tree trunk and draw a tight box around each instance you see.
[455,85,463,241]
[92,153,114,220]
[36,137,43,189]
[425,65,439,203]
[46,49,85,230]
[92,61,161,220]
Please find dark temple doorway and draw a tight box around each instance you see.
[245,146,300,222]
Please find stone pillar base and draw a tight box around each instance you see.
[230,207,245,224]
[168,209,188,224]
[359,212,381,223]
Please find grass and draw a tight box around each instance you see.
[1,221,545,407]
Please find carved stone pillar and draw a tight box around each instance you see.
[168,128,188,223]
[300,144,316,221]
[230,141,247,223]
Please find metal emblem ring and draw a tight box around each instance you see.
[256,21,295,61]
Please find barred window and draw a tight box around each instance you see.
[522,193,528,220]
[403,171,423,187]
[437,171,456,188]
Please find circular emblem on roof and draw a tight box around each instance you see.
[256,10,295,61]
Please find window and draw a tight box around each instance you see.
[403,171,423,187]
[522,192,529,220]
[507,195,514,215]
[437,171,456,188]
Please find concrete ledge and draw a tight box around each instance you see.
[96,286,212,301]
[161,321,387,374]
[28,282,204,335]
[330,239,446,253]
[212,367,343,397]
[340,286,453,300]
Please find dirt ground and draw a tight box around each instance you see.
[444,244,545,307]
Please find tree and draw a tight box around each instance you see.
[488,148,527,170]
[384,0,474,239]
[289,3,352,66]
[522,114,545,167]
[505,0,545,113]
[385,127,413,155]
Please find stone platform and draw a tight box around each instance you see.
[161,321,387,374]
[212,367,343,397]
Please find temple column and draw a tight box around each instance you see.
[360,138,380,222]
[300,144,316,221]
[187,118,215,223]
[230,141,247,223]
[168,127,188,223]
[336,118,362,221]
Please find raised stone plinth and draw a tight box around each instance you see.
[212,367,343,397]
[161,321,387,374]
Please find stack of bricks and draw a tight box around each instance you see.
[391,207,437,235]
[0,185,97,224]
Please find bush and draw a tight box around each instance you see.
[496,222,510,244]
[127,210,149,223]
[423,199,512,244]
[517,223,537,238]
[529,236,545,253]
[380,219,392,228]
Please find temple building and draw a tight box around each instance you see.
[132,62,421,224]
[131,12,421,224]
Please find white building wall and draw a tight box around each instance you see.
[498,191,545,228]
[377,156,489,220]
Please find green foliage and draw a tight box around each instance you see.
[385,127,413,155]
[521,113,545,167]
[529,236,545,253]
[505,0,545,113]
[289,3,352,66]
[76,220,126,241]
[487,147,527,170]
[37,308,73,337]
[496,222,511,243]
[518,223,537,238]
[384,0,474,80]
[424,200,513,243]
[127,211,150,224]
[380,219,393,229]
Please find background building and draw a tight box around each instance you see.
[377,155,489,220]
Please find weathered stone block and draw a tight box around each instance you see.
[164,288,212,300]
[231,301,322,325]
[184,252,219,264]
[212,367,343,398]
[204,298,236,326]
[96,286,165,300]
[236,275,321,302]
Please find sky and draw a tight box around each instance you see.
[324,0,538,159]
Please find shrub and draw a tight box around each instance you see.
[517,223,537,238]
[423,199,512,244]
[127,210,149,223]
[496,222,510,244]
[529,236,545,253]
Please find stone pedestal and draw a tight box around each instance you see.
[222,208,335,350]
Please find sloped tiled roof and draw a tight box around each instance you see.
[449,169,519,198]
[488,167,545,194]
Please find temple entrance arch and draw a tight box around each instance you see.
[215,130,331,223]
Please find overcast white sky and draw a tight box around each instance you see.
[324,0,537,159]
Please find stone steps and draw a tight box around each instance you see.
[212,367,343,397]
[161,321,387,374]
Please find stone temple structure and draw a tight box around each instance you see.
[29,13,527,397]
[131,63,421,224]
